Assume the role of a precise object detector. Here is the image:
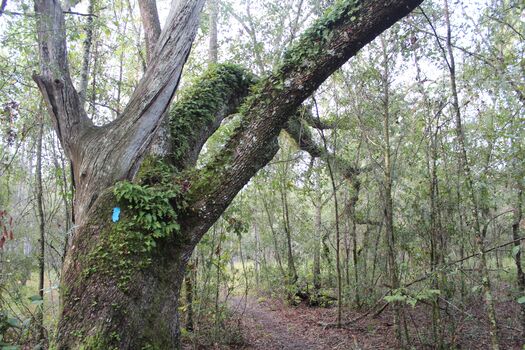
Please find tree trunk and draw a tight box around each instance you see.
[442,1,499,347]
[379,34,408,347]
[55,191,191,349]
[78,0,95,103]
[313,203,322,293]
[208,0,218,64]
[349,176,361,308]
[414,48,445,348]
[35,113,46,344]
[281,171,298,288]
[512,182,524,337]
[254,220,260,290]
[260,188,286,279]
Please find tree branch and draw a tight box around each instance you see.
[0,0,7,17]
[183,0,423,245]
[33,0,94,159]
[284,111,358,179]
[169,64,256,170]
[300,107,347,130]
[138,0,162,63]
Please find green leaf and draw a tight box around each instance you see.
[517,296,525,304]
[512,245,520,257]
[29,295,43,305]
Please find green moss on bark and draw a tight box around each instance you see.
[78,330,120,350]
[83,160,183,291]
[281,0,361,70]
[169,63,256,167]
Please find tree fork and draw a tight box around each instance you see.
[33,0,423,347]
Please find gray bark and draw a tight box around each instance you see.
[208,0,218,63]
[138,0,161,63]
[34,0,206,222]
[78,0,95,103]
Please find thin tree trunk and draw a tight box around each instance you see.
[380,35,407,347]
[208,0,218,64]
[313,202,322,293]
[279,158,298,288]
[327,158,342,327]
[442,1,499,347]
[138,0,161,64]
[348,176,361,308]
[260,189,286,279]
[414,49,444,348]
[254,220,260,290]
[36,113,46,344]
[78,0,95,104]
[511,177,524,337]
[314,101,342,327]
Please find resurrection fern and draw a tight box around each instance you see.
[85,163,182,290]
[169,63,256,164]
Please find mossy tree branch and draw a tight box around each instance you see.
[181,0,423,245]
[168,64,256,170]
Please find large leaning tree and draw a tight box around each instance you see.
[33,0,422,348]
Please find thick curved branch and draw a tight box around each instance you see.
[285,112,358,179]
[168,64,256,170]
[182,0,423,245]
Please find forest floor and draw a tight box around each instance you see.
[219,289,524,350]
[181,282,523,349]
[226,295,398,349]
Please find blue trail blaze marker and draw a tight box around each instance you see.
[112,207,121,222]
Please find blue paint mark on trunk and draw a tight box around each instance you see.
[112,207,121,222]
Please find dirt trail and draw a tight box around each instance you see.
[228,296,324,349]
[226,295,524,350]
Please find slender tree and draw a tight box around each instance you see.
[442,1,500,347]
[35,112,46,344]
